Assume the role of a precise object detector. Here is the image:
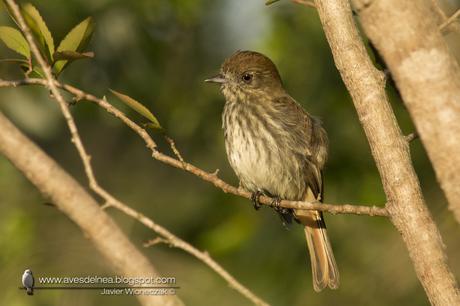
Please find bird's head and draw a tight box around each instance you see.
[24,269,32,275]
[205,50,284,102]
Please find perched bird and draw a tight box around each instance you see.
[205,50,339,291]
[22,269,34,295]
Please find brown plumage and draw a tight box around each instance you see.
[206,50,339,291]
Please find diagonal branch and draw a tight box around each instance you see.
[4,0,96,188]
[440,9,460,33]
[292,0,316,8]
[0,111,184,306]
[104,195,269,306]
[429,0,460,34]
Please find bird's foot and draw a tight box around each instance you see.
[251,191,263,210]
[270,196,290,215]
[270,196,294,228]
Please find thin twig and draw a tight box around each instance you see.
[430,0,449,20]
[100,201,111,210]
[3,2,270,305]
[99,184,270,305]
[4,0,98,192]
[164,135,185,163]
[405,132,418,143]
[440,9,460,33]
[101,193,270,306]
[292,0,316,8]
[430,0,460,34]
[0,78,389,217]
[143,237,169,247]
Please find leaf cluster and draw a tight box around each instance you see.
[1,1,93,77]
[0,1,162,130]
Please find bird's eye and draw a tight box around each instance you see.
[242,73,252,83]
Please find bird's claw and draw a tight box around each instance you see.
[251,191,263,210]
[271,196,290,215]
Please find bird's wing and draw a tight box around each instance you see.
[22,274,33,287]
[272,95,328,199]
[271,95,314,157]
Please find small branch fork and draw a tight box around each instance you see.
[439,9,460,33]
[429,0,460,34]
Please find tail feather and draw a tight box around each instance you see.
[296,190,339,291]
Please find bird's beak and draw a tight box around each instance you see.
[205,74,226,84]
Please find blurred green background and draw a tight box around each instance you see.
[1,0,459,305]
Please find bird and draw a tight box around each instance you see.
[205,50,339,291]
[22,268,35,295]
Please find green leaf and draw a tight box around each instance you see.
[22,3,54,61]
[143,122,164,133]
[0,58,29,65]
[0,26,30,58]
[54,17,94,75]
[109,89,162,130]
[265,0,281,5]
[19,63,44,78]
[53,50,94,61]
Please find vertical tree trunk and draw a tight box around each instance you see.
[352,0,460,224]
[314,0,460,305]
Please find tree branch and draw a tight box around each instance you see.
[106,197,269,306]
[0,111,184,306]
[0,78,389,217]
[404,132,418,143]
[352,0,460,224]
[427,0,460,34]
[439,9,460,33]
[314,0,460,305]
[292,0,316,8]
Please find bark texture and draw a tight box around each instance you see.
[314,0,460,305]
[0,112,183,306]
[352,0,460,223]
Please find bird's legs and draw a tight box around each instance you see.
[270,196,295,227]
[270,196,290,215]
[251,191,263,210]
[251,192,294,226]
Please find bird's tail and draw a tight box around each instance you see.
[295,190,339,292]
[26,287,33,295]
